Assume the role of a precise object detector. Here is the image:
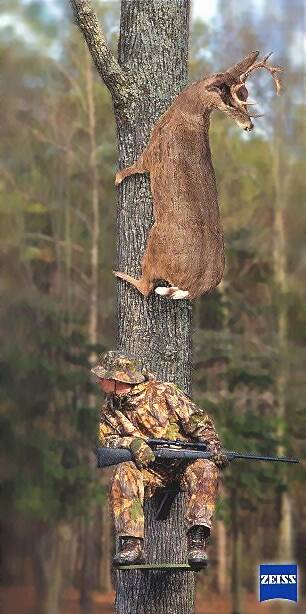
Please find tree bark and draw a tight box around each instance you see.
[78,50,102,608]
[33,522,78,614]
[79,512,96,610]
[71,1,193,612]
[99,495,113,593]
[98,468,113,595]
[115,2,193,613]
[271,119,293,614]
[230,492,242,614]
[86,48,100,370]
[217,519,227,596]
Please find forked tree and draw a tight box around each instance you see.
[69,1,194,613]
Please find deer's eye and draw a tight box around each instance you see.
[220,84,230,95]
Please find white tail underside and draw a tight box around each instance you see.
[155,286,190,299]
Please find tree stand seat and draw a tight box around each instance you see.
[154,482,181,520]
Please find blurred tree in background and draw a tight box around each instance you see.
[0,1,305,613]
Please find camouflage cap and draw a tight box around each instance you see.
[91,350,146,384]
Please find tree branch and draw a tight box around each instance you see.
[69,0,137,111]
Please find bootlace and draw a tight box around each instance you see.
[121,537,142,551]
[190,526,207,546]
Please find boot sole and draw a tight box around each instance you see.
[188,555,208,570]
[113,557,145,567]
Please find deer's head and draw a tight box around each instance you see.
[202,51,282,131]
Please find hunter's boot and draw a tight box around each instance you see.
[113,536,145,566]
[187,525,209,568]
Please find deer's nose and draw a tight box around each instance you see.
[244,121,254,131]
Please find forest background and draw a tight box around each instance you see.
[0,1,305,613]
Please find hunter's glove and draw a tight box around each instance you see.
[209,448,229,470]
[129,437,155,469]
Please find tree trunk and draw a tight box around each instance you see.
[217,519,227,596]
[64,148,73,335]
[230,493,242,614]
[70,0,193,610]
[115,2,193,613]
[33,522,77,614]
[215,284,229,599]
[272,130,294,614]
[100,498,113,593]
[79,512,98,610]
[86,48,100,370]
[99,468,114,594]
[271,122,293,566]
[78,50,102,608]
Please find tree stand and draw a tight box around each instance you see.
[115,490,196,613]
[115,485,204,572]
[117,564,198,571]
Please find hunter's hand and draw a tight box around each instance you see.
[130,437,155,469]
[209,448,229,470]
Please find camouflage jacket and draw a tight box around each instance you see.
[98,377,222,454]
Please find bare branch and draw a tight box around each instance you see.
[69,0,138,110]
[26,233,85,253]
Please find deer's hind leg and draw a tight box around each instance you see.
[113,270,154,297]
[115,155,148,185]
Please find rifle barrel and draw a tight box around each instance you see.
[147,439,299,463]
[231,452,299,463]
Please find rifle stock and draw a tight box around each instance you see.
[97,447,132,468]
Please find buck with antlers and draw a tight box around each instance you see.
[114,52,282,300]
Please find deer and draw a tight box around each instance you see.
[114,52,282,300]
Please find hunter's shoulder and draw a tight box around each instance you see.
[152,380,191,399]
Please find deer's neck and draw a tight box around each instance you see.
[199,113,214,167]
[202,112,212,144]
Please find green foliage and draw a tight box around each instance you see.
[0,300,103,522]
[1,0,305,586]
[191,8,306,547]
[0,9,118,526]
[227,367,273,391]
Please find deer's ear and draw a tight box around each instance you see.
[225,51,260,80]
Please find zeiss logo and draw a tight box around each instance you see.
[259,564,298,602]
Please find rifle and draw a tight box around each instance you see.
[96,437,299,468]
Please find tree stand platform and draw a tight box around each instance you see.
[116,563,203,571]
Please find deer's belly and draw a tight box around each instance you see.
[148,216,224,285]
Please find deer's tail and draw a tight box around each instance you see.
[155,286,190,300]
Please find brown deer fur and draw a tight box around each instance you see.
[114,52,282,300]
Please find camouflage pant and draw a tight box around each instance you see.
[110,459,219,538]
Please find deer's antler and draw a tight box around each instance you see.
[230,52,282,116]
[239,52,283,95]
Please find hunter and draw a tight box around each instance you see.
[93,350,227,567]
